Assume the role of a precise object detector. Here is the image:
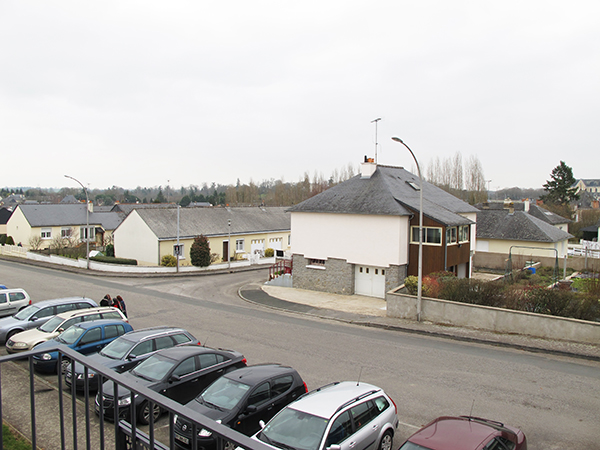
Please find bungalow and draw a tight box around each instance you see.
[113,206,290,266]
[287,160,479,298]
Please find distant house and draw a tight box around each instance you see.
[287,160,478,298]
[113,206,290,266]
[475,200,572,258]
[572,179,600,198]
[0,207,13,235]
[7,203,123,250]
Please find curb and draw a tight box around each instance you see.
[238,285,600,362]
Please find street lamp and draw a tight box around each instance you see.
[227,219,231,270]
[391,137,423,322]
[64,175,90,270]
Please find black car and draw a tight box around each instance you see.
[95,345,246,424]
[173,364,307,450]
[65,326,200,391]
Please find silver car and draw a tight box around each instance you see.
[251,381,398,450]
[0,297,97,344]
[0,288,31,318]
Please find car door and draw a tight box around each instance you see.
[0,292,9,316]
[75,327,104,354]
[162,355,201,404]
[237,381,273,435]
[346,401,380,450]
[28,306,56,330]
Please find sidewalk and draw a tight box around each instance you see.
[239,284,600,362]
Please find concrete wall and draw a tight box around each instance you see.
[387,290,600,344]
[474,251,600,272]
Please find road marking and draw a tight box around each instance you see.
[398,420,420,430]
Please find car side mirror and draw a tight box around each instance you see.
[127,354,136,360]
[31,317,38,321]
[245,405,257,414]
[327,445,341,450]
[58,328,64,333]
[169,374,181,383]
[259,420,266,429]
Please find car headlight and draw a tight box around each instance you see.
[118,396,132,406]
[76,373,95,380]
[199,419,222,437]
[42,353,52,361]
[12,342,28,349]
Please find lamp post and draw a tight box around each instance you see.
[64,175,90,270]
[391,137,423,322]
[227,219,231,269]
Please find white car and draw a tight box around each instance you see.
[250,381,398,450]
[6,306,128,353]
[0,288,31,318]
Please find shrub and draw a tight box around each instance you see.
[91,255,137,265]
[105,244,115,257]
[264,248,275,257]
[404,276,419,295]
[190,235,211,267]
[0,234,6,245]
[5,236,14,245]
[161,255,177,267]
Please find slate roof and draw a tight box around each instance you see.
[476,209,572,243]
[287,165,478,226]
[573,179,600,188]
[130,206,290,240]
[475,201,570,225]
[16,204,124,231]
[110,203,175,215]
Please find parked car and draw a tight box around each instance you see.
[65,326,200,391]
[32,319,133,373]
[6,306,128,353]
[173,364,308,450]
[0,297,98,344]
[250,381,398,450]
[0,288,31,318]
[397,416,527,450]
[95,346,247,425]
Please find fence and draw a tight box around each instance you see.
[0,345,271,450]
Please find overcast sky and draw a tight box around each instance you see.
[1,1,598,192]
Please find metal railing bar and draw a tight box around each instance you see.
[28,356,37,450]
[58,354,66,450]
[84,366,91,449]
[97,373,105,450]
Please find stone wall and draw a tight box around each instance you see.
[292,254,354,295]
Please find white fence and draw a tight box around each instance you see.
[568,240,600,259]
[0,244,276,273]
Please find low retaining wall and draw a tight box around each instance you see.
[386,290,600,345]
[0,245,275,274]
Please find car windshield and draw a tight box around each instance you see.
[196,377,250,411]
[14,305,40,321]
[38,316,64,333]
[132,354,175,382]
[57,326,85,345]
[100,338,135,359]
[259,408,328,450]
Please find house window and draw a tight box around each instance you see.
[446,227,457,245]
[411,226,442,245]
[307,258,325,269]
[61,227,73,238]
[80,226,95,242]
[458,225,469,243]
[41,228,52,240]
[236,239,244,252]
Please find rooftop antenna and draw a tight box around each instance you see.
[357,366,363,386]
[371,118,381,164]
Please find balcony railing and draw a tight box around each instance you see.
[0,345,271,450]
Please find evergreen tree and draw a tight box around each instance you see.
[541,161,579,205]
[190,235,211,267]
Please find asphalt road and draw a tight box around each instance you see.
[1,259,599,450]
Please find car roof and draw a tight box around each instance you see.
[224,364,297,386]
[54,306,122,320]
[407,416,516,450]
[288,381,382,419]
[32,297,96,307]
[73,319,131,329]
[119,326,190,342]
[153,345,233,360]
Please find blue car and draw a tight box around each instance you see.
[33,319,134,373]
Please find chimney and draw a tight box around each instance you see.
[361,156,377,178]
[523,198,530,212]
[87,201,93,213]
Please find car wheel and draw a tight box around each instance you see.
[138,401,161,425]
[378,430,393,450]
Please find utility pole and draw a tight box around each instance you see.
[371,118,381,163]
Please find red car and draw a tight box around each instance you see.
[398,416,527,450]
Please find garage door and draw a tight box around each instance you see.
[355,265,386,298]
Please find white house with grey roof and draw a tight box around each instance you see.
[113,206,290,266]
[287,161,479,298]
[7,203,123,250]
[475,201,572,258]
